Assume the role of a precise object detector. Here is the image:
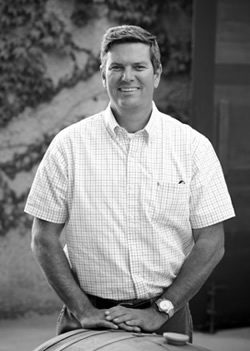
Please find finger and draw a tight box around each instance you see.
[125,319,140,327]
[113,314,133,324]
[106,310,136,324]
[98,320,119,330]
[105,306,126,315]
[117,322,141,333]
[105,309,131,321]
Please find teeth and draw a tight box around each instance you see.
[120,88,138,92]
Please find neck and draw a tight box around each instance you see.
[111,105,153,133]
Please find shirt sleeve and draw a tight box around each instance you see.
[189,133,235,228]
[24,133,68,223]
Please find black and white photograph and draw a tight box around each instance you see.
[0,1,249,350]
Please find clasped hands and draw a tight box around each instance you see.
[80,305,168,333]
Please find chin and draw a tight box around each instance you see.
[119,98,141,109]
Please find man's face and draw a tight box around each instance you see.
[102,42,161,115]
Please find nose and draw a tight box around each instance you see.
[122,67,134,82]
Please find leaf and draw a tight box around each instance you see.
[13,46,27,58]
[40,36,54,47]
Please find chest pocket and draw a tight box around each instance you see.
[144,180,190,224]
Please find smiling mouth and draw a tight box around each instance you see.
[119,87,140,92]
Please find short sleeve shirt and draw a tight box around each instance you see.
[24,103,235,300]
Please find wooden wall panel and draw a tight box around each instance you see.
[217,0,250,21]
[228,106,250,169]
[190,0,217,144]
[216,41,250,64]
[216,0,250,64]
[191,0,250,330]
[215,85,250,104]
[215,64,250,85]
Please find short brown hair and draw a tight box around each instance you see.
[100,25,161,73]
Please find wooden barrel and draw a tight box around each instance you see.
[33,329,211,351]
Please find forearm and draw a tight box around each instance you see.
[35,242,92,316]
[31,218,119,331]
[162,222,225,311]
[31,219,92,320]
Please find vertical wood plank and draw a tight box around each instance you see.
[217,99,229,175]
[190,0,217,145]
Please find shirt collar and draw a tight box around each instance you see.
[103,102,160,141]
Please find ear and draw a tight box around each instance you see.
[100,67,106,88]
[154,64,162,89]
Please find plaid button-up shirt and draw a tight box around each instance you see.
[25,103,235,300]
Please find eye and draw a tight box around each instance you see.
[134,64,146,71]
[109,65,123,71]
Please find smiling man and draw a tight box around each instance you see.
[101,40,161,132]
[25,25,235,341]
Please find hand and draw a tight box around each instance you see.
[105,305,169,333]
[78,306,119,330]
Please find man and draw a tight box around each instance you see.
[24,25,235,340]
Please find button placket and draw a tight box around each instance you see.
[126,137,146,295]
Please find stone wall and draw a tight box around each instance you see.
[0,0,190,317]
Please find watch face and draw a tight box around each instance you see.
[157,299,174,317]
[159,300,172,311]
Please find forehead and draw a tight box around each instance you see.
[106,42,151,63]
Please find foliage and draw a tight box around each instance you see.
[73,0,193,75]
[106,0,193,76]
[0,0,192,127]
[0,134,53,237]
[0,0,192,237]
[0,0,75,127]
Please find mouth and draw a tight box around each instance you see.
[118,87,140,92]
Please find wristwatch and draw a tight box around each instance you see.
[155,298,175,318]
